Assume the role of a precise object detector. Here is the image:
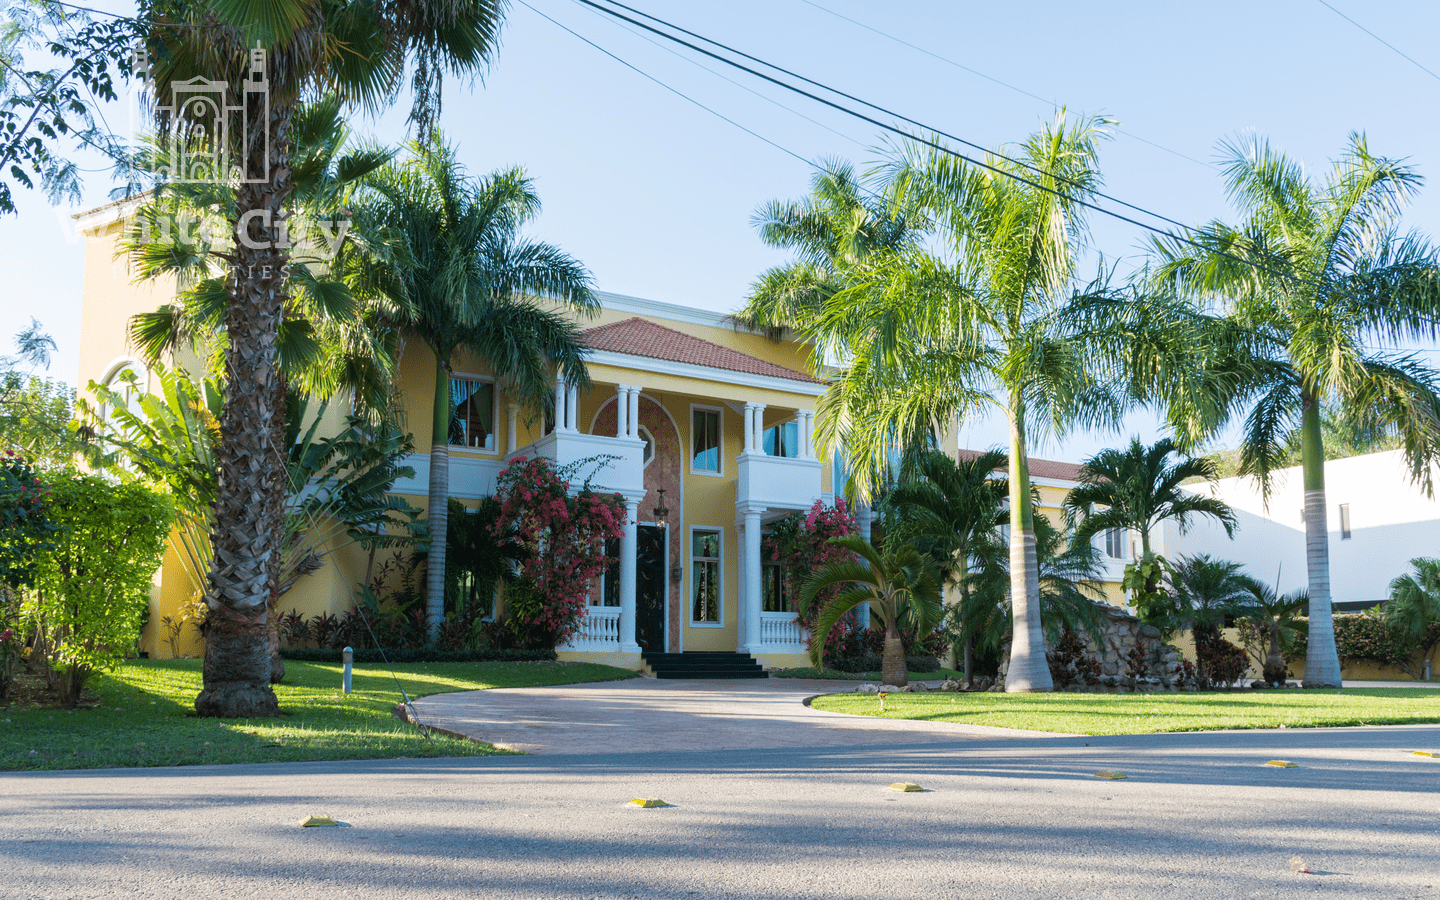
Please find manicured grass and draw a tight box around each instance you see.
[809,688,1440,735]
[0,658,636,771]
[770,666,962,681]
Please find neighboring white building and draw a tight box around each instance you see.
[1159,449,1440,606]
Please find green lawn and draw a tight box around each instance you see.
[809,689,1440,735]
[770,666,962,681]
[0,658,636,771]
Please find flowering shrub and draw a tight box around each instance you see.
[491,457,625,648]
[763,499,859,658]
[0,451,60,591]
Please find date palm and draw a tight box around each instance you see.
[811,113,1188,691]
[140,0,509,717]
[1386,557,1440,667]
[801,536,941,688]
[1150,133,1440,688]
[351,137,595,639]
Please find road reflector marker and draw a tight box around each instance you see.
[1412,751,1437,758]
[1266,760,1299,768]
[1093,771,1127,780]
[888,782,925,792]
[630,798,670,808]
[299,815,339,827]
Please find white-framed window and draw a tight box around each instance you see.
[1104,527,1128,560]
[1339,503,1352,540]
[690,404,723,475]
[690,526,723,625]
[763,421,798,458]
[762,561,791,613]
[448,375,497,452]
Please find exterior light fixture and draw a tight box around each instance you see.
[653,488,670,522]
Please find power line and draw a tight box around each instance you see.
[514,0,816,169]
[573,0,1322,292]
[795,0,1215,171]
[1315,0,1440,83]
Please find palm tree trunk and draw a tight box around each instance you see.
[265,372,287,685]
[881,620,907,688]
[424,358,451,643]
[1299,395,1342,687]
[194,102,293,718]
[1005,396,1052,692]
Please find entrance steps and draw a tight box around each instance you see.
[641,651,768,680]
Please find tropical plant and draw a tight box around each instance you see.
[1166,554,1252,687]
[1234,576,1306,686]
[1385,557,1440,672]
[1150,132,1440,688]
[352,137,596,638]
[805,113,1192,690]
[21,472,172,706]
[760,498,859,659]
[138,0,509,716]
[1063,436,1237,615]
[801,535,942,688]
[886,448,1007,684]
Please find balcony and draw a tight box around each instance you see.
[508,430,645,497]
[736,451,823,512]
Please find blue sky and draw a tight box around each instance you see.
[4,0,1439,460]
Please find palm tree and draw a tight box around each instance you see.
[809,112,1186,691]
[1062,437,1237,609]
[1386,557,1440,669]
[141,0,508,717]
[801,536,941,688]
[1151,133,1440,688]
[1235,576,1306,686]
[887,448,1007,684]
[735,158,919,340]
[1167,553,1251,687]
[352,137,596,639]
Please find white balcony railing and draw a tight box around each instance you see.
[562,606,622,651]
[736,452,823,511]
[508,431,645,496]
[758,611,807,652]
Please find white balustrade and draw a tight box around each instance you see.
[758,611,807,651]
[562,606,622,651]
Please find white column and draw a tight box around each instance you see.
[618,498,641,653]
[615,384,631,437]
[741,505,764,653]
[566,382,579,432]
[751,403,767,453]
[627,386,641,438]
[553,378,566,433]
[506,403,519,453]
[743,403,756,453]
[800,411,814,459]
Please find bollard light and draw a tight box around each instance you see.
[342,646,353,694]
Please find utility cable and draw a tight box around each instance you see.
[1315,0,1440,83]
[795,0,1214,170]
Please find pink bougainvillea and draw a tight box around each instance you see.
[492,457,626,647]
[762,498,859,658]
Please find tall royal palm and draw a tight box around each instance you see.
[815,113,1168,691]
[1151,133,1440,688]
[1063,437,1236,599]
[140,0,508,717]
[354,138,595,638]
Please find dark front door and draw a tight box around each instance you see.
[636,524,667,652]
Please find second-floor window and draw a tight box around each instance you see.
[1104,527,1128,559]
[449,377,496,451]
[763,421,798,458]
[692,407,721,473]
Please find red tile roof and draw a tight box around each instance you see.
[957,448,1088,483]
[581,317,821,384]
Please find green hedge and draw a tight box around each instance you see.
[281,647,558,664]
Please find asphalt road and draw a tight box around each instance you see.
[4,683,1440,899]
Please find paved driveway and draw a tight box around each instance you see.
[408,677,1064,753]
[6,677,1440,899]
